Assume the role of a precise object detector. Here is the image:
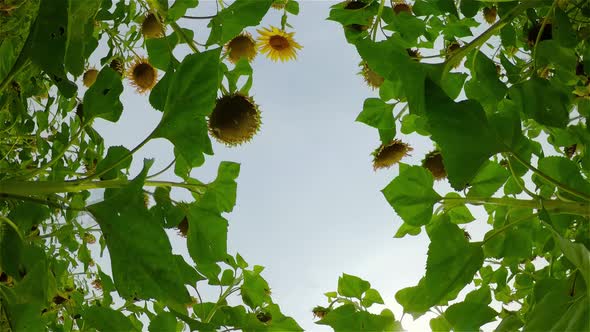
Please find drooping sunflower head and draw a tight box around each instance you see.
[312,306,330,319]
[83,68,99,87]
[372,139,413,170]
[406,48,422,59]
[225,32,257,63]
[393,1,412,15]
[127,57,158,94]
[483,6,497,24]
[271,0,288,9]
[177,217,189,237]
[527,22,552,47]
[141,13,164,39]
[360,61,384,89]
[422,150,446,180]
[109,57,125,76]
[208,93,261,146]
[256,26,302,62]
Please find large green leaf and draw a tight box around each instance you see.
[464,51,507,111]
[148,312,178,332]
[88,160,190,304]
[317,304,401,332]
[524,279,589,332]
[28,0,77,97]
[83,306,137,332]
[509,78,569,128]
[537,156,590,200]
[553,233,590,287]
[382,166,441,227]
[82,67,124,122]
[466,161,510,198]
[206,0,273,45]
[94,146,132,180]
[187,162,239,264]
[241,268,271,309]
[356,98,395,130]
[153,49,220,171]
[395,217,484,317]
[167,0,198,21]
[337,273,371,299]
[423,79,508,190]
[64,0,101,76]
[444,301,497,331]
[146,28,195,70]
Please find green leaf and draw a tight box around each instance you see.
[187,162,239,264]
[149,312,177,332]
[149,70,172,112]
[146,28,194,70]
[65,0,101,76]
[356,37,426,115]
[509,78,569,128]
[430,315,451,332]
[362,288,385,307]
[328,2,377,26]
[167,0,198,21]
[464,51,507,111]
[286,0,300,15]
[28,0,77,97]
[265,303,304,331]
[395,217,484,317]
[467,161,510,198]
[444,301,497,331]
[88,160,190,304]
[394,222,422,237]
[206,0,273,45]
[241,269,271,309]
[83,306,137,332]
[553,233,590,287]
[356,98,395,130]
[94,146,131,180]
[337,273,371,299]
[537,156,590,200]
[83,67,124,122]
[423,79,507,190]
[384,12,426,43]
[317,304,401,332]
[382,166,441,227]
[524,279,589,332]
[413,0,458,17]
[153,49,220,170]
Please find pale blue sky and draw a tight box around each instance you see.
[91,1,497,330]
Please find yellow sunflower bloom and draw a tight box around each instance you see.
[256,26,302,62]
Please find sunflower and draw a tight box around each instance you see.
[372,139,412,170]
[141,13,164,39]
[256,26,302,62]
[271,0,288,9]
[109,57,125,76]
[422,150,446,180]
[177,217,189,237]
[360,61,384,89]
[127,57,158,94]
[225,32,257,63]
[483,6,497,24]
[392,1,412,15]
[208,93,261,146]
[83,68,99,87]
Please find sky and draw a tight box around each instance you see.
[91,1,498,331]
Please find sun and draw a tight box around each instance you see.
[256,26,302,62]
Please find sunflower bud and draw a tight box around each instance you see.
[83,69,99,87]
[372,139,412,170]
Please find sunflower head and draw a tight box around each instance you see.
[83,69,99,87]
[393,2,412,15]
[127,57,158,94]
[177,217,189,237]
[271,0,288,9]
[422,150,446,180]
[109,57,125,76]
[360,61,384,89]
[372,139,412,170]
[141,13,164,39]
[565,144,577,158]
[225,32,257,63]
[406,48,421,59]
[312,306,330,319]
[257,26,302,62]
[208,93,261,146]
[483,7,497,24]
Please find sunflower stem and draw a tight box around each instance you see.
[170,21,199,53]
[441,196,590,216]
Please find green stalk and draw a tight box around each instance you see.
[170,21,199,53]
[441,196,590,216]
[204,274,243,323]
[443,2,534,73]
